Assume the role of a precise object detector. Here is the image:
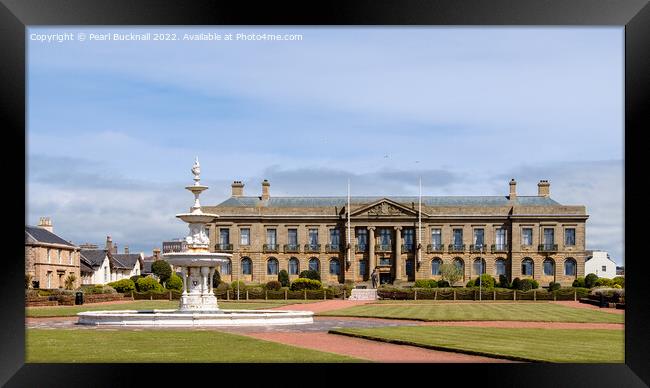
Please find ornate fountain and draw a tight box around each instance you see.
[77,159,313,326]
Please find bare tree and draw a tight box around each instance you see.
[440,263,463,286]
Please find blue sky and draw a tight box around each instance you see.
[26,27,624,264]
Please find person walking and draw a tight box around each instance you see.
[371,267,378,288]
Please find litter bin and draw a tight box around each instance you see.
[599,294,607,308]
[75,291,84,305]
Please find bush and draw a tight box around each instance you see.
[548,281,561,291]
[466,279,475,287]
[231,280,246,290]
[165,274,183,291]
[585,273,599,288]
[498,274,510,289]
[612,276,625,288]
[474,274,496,289]
[130,275,144,283]
[265,280,282,291]
[136,276,164,292]
[151,260,172,284]
[572,277,586,288]
[278,270,290,287]
[299,270,321,281]
[216,282,231,291]
[212,270,221,288]
[107,279,135,293]
[64,274,77,290]
[511,277,521,290]
[590,287,625,303]
[290,278,322,291]
[594,278,614,288]
[80,284,117,294]
[415,279,438,288]
[613,284,622,289]
[530,279,539,289]
[437,280,450,288]
[517,279,533,291]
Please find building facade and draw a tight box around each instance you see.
[79,236,143,285]
[202,179,588,287]
[585,250,617,279]
[25,217,80,289]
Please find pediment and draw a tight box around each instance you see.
[350,198,419,217]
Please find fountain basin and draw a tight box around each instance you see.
[163,251,231,267]
[77,309,314,326]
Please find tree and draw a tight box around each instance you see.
[278,269,290,287]
[585,273,599,288]
[64,274,77,290]
[151,260,172,285]
[212,269,221,288]
[166,274,183,291]
[439,263,463,286]
[299,270,321,281]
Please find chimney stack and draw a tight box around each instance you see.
[231,181,245,197]
[537,180,550,197]
[38,217,53,233]
[105,236,113,251]
[113,243,118,254]
[509,179,517,200]
[261,179,270,201]
[153,248,161,261]
[124,246,129,254]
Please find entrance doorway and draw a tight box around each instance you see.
[379,273,392,285]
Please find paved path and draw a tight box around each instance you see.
[270,299,375,313]
[550,301,625,314]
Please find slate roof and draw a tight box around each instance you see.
[215,196,560,208]
[142,258,154,274]
[80,250,109,268]
[25,226,77,247]
[79,258,94,273]
[112,253,142,270]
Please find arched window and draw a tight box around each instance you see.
[543,258,555,276]
[564,258,577,276]
[495,259,507,276]
[267,257,279,275]
[431,258,442,275]
[521,258,534,276]
[473,258,486,275]
[241,257,252,275]
[288,257,300,275]
[453,258,464,273]
[309,257,320,272]
[329,258,341,275]
[221,259,232,275]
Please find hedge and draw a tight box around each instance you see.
[107,279,135,293]
[374,287,589,301]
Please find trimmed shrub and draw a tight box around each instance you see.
[517,279,535,291]
[530,279,539,289]
[107,279,135,293]
[212,270,221,288]
[466,279,475,287]
[548,281,561,291]
[130,275,144,283]
[80,285,117,294]
[437,280,450,288]
[278,270,290,287]
[594,278,614,288]
[511,277,521,290]
[299,270,321,281]
[498,274,510,289]
[415,279,432,288]
[136,276,164,292]
[231,280,246,290]
[151,260,172,284]
[265,280,282,291]
[572,277,586,288]
[216,282,231,291]
[290,278,322,291]
[613,284,622,289]
[474,274,496,289]
[612,276,625,288]
[584,273,599,288]
[165,274,183,291]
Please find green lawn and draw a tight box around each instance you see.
[26,328,361,363]
[26,300,302,318]
[330,326,624,363]
[319,302,623,323]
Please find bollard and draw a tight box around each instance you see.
[169,290,172,301]
[514,290,517,301]
[304,289,307,300]
[285,289,287,301]
[246,290,249,300]
[265,290,268,300]
[493,290,496,300]
[453,289,456,301]
[534,290,536,301]
[434,290,437,301]
[150,294,153,301]
[323,289,326,300]
[414,289,417,301]
[574,290,577,301]
[131,291,134,301]
[227,290,230,300]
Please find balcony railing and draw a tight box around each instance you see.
[427,244,444,253]
[491,243,509,253]
[326,244,341,253]
[283,244,300,253]
[355,244,368,253]
[469,244,486,253]
[215,243,233,252]
[401,243,415,252]
[375,244,392,252]
[304,244,321,253]
[538,244,558,252]
[263,244,279,253]
[448,244,466,253]
[378,258,392,266]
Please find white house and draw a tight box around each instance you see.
[79,236,143,285]
[585,250,618,279]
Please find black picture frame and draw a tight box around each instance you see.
[2,0,648,386]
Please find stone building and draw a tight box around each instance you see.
[79,236,144,285]
[202,179,588,287]
[25,217,80,289]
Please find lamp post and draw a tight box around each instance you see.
[479,245,483,302]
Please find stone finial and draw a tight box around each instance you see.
[509,178,517,199]
[191,156,201,185]
[261,179,270,200]
[538,179,550,197]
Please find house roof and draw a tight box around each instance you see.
[111,253,142,270]
[25,226,77,248]
[215,195,560,208]
[79,250,109,267]
[80,259,94,273]
[142,258,154,274]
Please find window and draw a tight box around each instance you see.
[58,249,62,264]
[431,229,441,249]
[241,258,252,275]
[564,258,577,276]
[357,229,367,250]
[309,258,320,272]
[543,259,554,276]
[602,265,607,272]
[69,251,74,264]
[267,258,279,275]
[308,228,319,246]
[329,228,340,248]
[329,259,340,275]
[495,228,507,249]
[47,248,51,263]
[543,228,555,246]
[204,227,210,239]
[495,259,507,276]
[473,229,484,248]
[289,258,299,275]
[104,267,108,283]
[565,228,576,246]
[402,229,414,251]
[288,229,298,246]
[431,258,442,275]
[240,228,250,245]
[266,229,277,248]
[221,259,232,275]
[521,228,533,246]
[359,261,367,277]
[473,258,485,275]
[453,258,464,273]
[453,229,463,247]
[47,272,52,288]
[219,229,230,245]
[521,258,534,276]
[379,228,391,249]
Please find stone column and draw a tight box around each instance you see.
[209,267,215,293]
[394,226,402,281]
[201,267,209,294]
[368,227,376,273]
[181,267,187,294]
